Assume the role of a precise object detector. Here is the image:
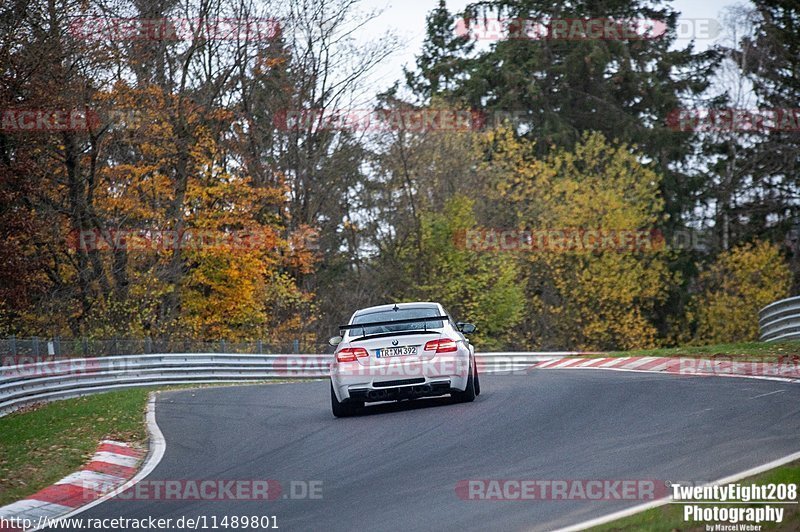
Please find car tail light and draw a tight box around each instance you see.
[336,347,369,362]
[424,338,458,353]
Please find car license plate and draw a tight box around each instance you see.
[376,345,417,358]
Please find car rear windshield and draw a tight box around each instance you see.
[348,307,444,336]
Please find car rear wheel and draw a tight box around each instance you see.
[452,357,477,403]
[474,362,481,396]
[331,382,362,417]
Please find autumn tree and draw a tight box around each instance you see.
[0,0,321,342]
[227,0,401,339]
[690,241,791,343]
[480,129,675,350]
[396,195,526,350]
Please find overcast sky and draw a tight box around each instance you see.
[355,0,752,99]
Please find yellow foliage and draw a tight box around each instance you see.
[690,241,791,343]
[481,130,674,350]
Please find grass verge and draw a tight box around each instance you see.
[0,381,305,507]
[0,388,150,507]
[590,461,800,531]
[603,341,800,360]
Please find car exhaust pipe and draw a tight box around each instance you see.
[412,384,432,395]
[367,390,388,400]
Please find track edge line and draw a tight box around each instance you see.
[548,448,800,532]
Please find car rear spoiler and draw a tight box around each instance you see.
[339,315,449,333]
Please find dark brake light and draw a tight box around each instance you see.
[424,338,458,353]
[336,347,369,362]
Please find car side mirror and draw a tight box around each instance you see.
[328,335,343,346]
[457,322,477,334]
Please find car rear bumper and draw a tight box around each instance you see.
[346,378,453,402]
[331,355,470,402]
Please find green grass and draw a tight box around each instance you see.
[590,462,800,531]
[602,341,800,360]
[0,388,150,506]
[0,381,301,507]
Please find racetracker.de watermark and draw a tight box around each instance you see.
[274,108,486,132]
[78,480,323,501]
[330,356,471,377]
[666,355,800,379]
[1,109,99,132]
[667,108,800,132]
[1,108,152,133]
[455,228,665,253]
[454,17,720,41]
[0,355,129,378]
[455,228,716,253]
[67,228,318,253]
[456,479,669,500]
[69,17,280,41]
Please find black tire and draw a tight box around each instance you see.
[474,360,481,396]
[452,358,477,403]
[331,382,361,417]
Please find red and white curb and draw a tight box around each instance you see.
[535,356,800,383]
[0,441,145,531]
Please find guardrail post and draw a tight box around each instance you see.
[10,335,16,356]
[33,336,40,357]
[145,337,152,354]
[220,339,226,353]
[293,339,299,354]
[82,337,89,356]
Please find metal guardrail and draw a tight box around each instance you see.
[0,352,578,416]
[0,336,326,358]
[759,296,800,342]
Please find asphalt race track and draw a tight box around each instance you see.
[60,370,800,531]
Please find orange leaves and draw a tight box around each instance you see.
[43,81,320,340]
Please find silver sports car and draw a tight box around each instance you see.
[328,302,480,417]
